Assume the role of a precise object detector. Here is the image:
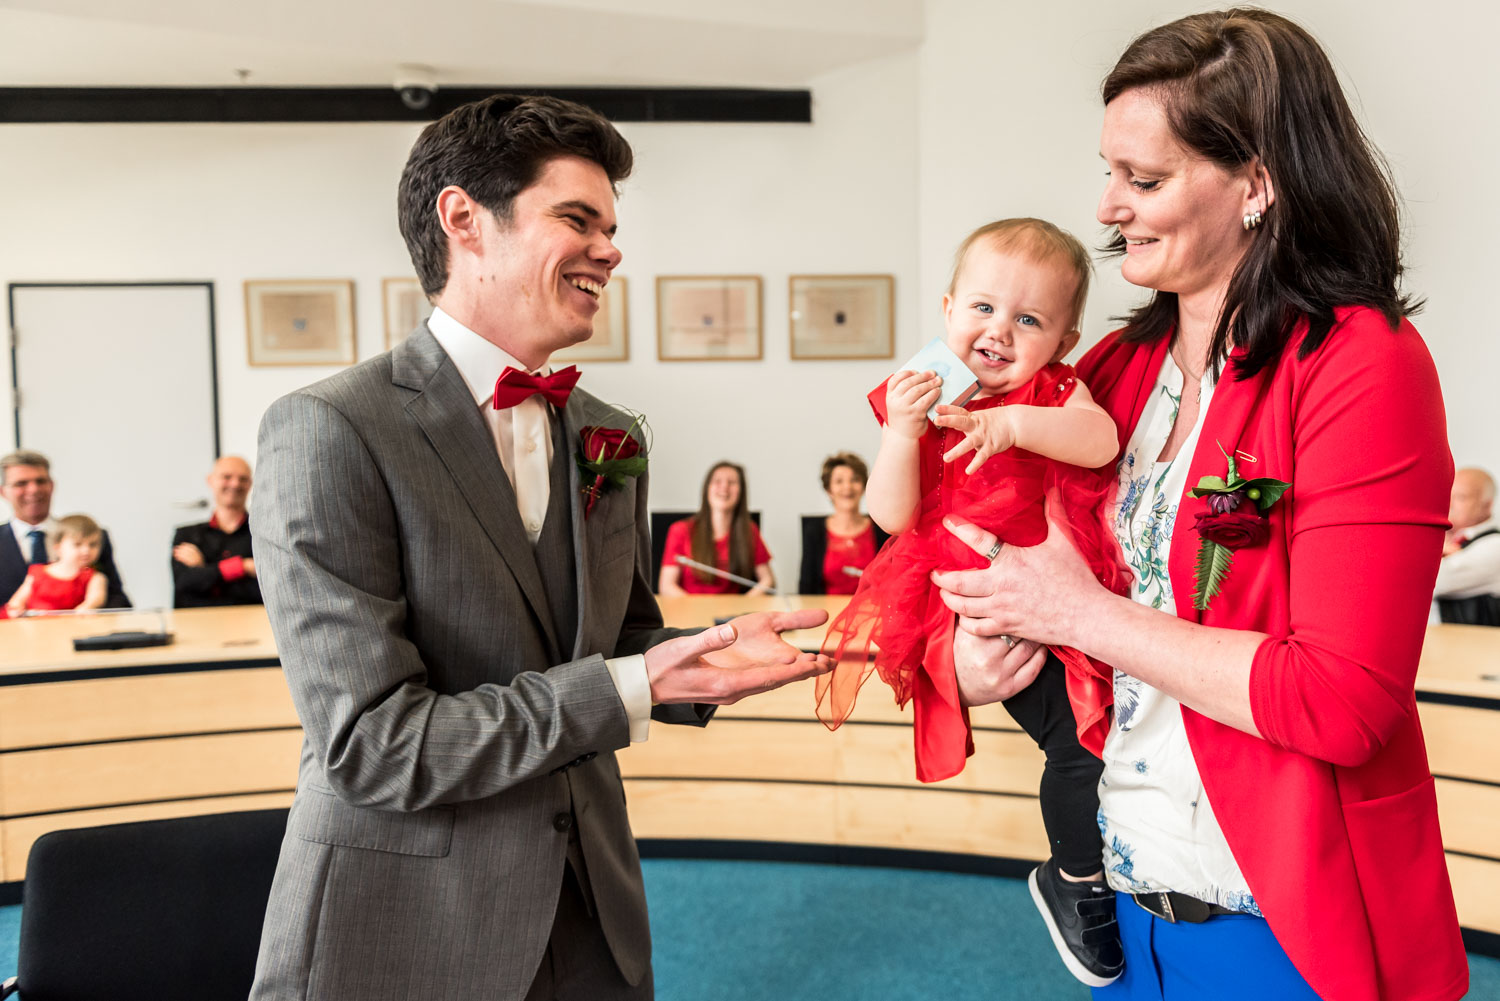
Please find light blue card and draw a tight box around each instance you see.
[898,336,980,421]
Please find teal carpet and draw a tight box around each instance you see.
[1,861,1497,999]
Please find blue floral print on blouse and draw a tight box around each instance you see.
[1099,359,1261,917]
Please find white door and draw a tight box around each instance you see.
[10,283,218,609]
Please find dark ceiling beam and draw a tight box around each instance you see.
[0,86,812,124]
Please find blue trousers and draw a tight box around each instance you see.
[1092,895,1320,1000]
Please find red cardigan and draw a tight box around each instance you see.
[1077,306,1467,1001]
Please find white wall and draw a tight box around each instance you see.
[918,0,1500,476]
[0,52,919,588]
[3,0,1497,593]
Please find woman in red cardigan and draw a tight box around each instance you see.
[932,10,1467,1001]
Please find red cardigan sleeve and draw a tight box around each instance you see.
[1248,312,1452,768]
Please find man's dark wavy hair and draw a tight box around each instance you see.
[1102,8,1418,379]
[397,94,633,299]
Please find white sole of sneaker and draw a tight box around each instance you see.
[1028,866,1122,989]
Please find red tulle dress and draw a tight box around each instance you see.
[23,564,95,611]
[816,362,1130,782]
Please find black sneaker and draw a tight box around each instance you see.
[1028,857,1124,987]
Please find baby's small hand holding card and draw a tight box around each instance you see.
[899,337,980,422]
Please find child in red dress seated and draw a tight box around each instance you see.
[4,514,109,616]
[818,219,1129,987]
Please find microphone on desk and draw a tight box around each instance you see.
[674,555,775,594]
[673,555,797,613]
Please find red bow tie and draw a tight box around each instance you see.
[492,365,580,410]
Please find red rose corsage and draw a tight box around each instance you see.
[1186,445,1290,611]
[576,413,650,518]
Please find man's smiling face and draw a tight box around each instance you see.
[474,155,622,363]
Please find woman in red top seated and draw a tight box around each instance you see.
[798,452,890,596]
[659,461,773,595]
[932,10,1466,1001]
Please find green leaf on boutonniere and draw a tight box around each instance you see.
[1188,475,1229,497]
[1193,537,1234,611]
[1239,477,1290,510]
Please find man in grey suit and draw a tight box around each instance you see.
[249,94,830,1000]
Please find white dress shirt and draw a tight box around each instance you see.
[9,516,57,564]
[1433,519,1500,599]
[427,308,653,741]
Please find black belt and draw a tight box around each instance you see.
[1131,891,1240,923]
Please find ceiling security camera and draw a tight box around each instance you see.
[394,64,437,111]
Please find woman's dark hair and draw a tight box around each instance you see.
[1102,8,1418,379]
[397,94,634,298]
[690,462,754,585]
[820,452,869,492]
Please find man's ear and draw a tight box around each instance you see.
[435,185,484,250]
[1052,329,1081,362]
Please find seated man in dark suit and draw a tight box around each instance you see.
[172,456,261,608]
[0,449,130,608]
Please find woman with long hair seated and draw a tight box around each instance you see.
[659,461,773,595]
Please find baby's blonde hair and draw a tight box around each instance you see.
[948,218,1093,331]
[53,513,102,545]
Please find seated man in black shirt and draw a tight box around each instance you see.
[172,456,261,608]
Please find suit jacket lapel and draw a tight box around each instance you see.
[1169,356,1276,625]
[396,326,562,660]
[0,524,20,562]
[561,395,590,661]
[0,523,22,580]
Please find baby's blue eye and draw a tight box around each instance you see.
[1018,314,1038,326]
[974,303,993,314]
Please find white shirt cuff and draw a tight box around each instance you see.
[604,654,651,743]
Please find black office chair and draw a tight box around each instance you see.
[798,514,892,594]
[649,510,761,593]
[2,808,288,1001]
[649,510,694,592]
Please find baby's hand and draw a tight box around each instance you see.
[885,370,941,439]
[936,406,1016,474]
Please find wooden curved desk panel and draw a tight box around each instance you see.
[0,607,294,884]
[0,599,1496,951]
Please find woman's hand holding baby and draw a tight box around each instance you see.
[885,370,941,439]
[935,406,1016,474]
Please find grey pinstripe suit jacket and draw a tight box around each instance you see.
[248,324,706,1000]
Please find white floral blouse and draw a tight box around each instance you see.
[1097,351,1261,915]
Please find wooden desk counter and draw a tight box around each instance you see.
[1,598,1496,948]
[626,603,1500,944]
[0,605,277,679]
[0,606,293,886]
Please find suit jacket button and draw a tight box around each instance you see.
[552,812,573,832]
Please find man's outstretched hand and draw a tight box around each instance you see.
[645,608,833,705]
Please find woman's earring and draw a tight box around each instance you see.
[1242,209,1263,231]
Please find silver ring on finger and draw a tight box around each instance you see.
[985,540,1003,561]
[1001,634,1017,648]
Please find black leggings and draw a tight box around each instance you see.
[1001,651,1105,878]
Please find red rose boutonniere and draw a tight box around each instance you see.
[1186,445,1290,611]
[576,413,650,518]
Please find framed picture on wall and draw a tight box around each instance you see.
[656,275,762,361]
[382,277,434,350]
[553,276,629,363]
[788,274,895,360]
[244,279,356,366]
